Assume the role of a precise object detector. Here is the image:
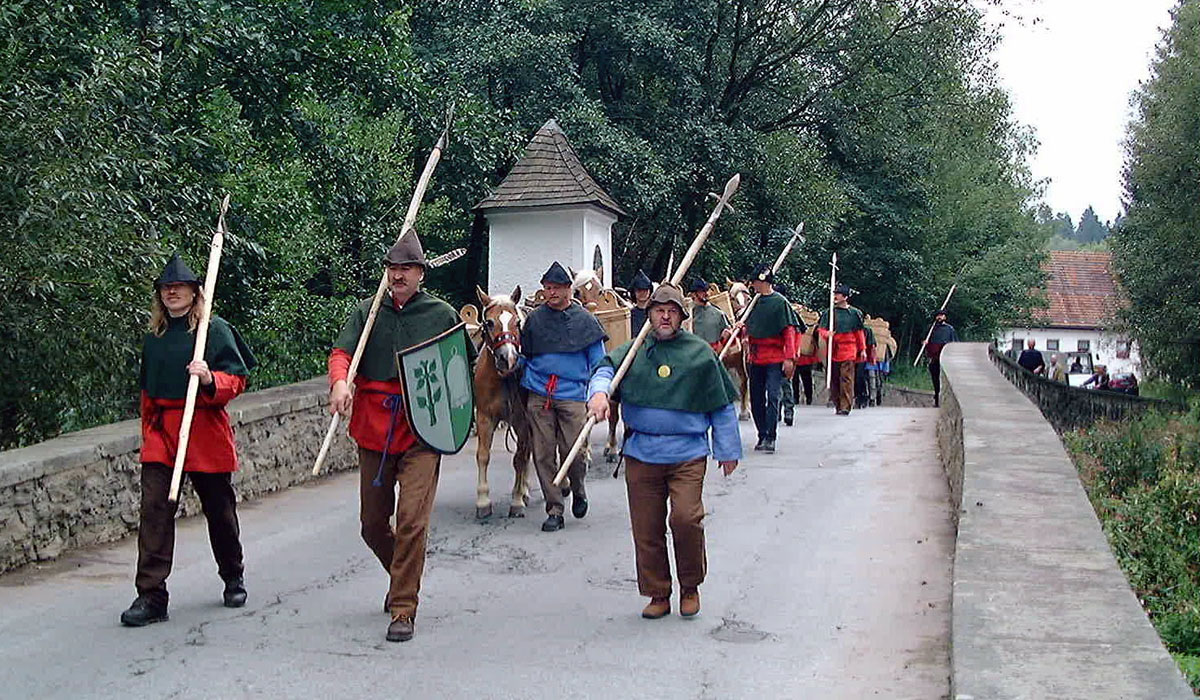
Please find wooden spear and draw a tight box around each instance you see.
[717,223,805,360]
[312,110,453,476]
[826,252,838,391]
[913,262,969,366]
[552,173,741,487]
[168,194,231,503]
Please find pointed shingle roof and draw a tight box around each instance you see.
[474,119,626,216]
[1033,251,1124,329]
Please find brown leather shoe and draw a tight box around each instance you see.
[680,588,700,617]
[386,615,414,642]
[642,597,671,619]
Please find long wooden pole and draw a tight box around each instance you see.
[168,195,231,503]
[552,173,741,487]
[912,283,959,366]
[913,263,969,366]
[312,114,452,476]
[825,252,837,391]
[717,223,805,360]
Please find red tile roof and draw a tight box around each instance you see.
[1034,250,1123,329]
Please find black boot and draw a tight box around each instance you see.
[762,439,776,453]
[223,577,247,608]
[120,596,169,627]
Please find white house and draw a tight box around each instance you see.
[997,250,1139,382]
[475,119,626,296]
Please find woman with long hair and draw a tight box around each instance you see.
[121,253,256,627]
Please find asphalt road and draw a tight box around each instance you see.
[0,405,952,699]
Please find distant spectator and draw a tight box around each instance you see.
[1050,354,1068,383]
[1082,364,1110,391]
[1017,339,1046,375]
[1069,357,1083,374]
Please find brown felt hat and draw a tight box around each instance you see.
[648,283,689,320]
[382,229,427,267]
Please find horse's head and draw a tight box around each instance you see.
[476,285,525,377]
[572,267,605,310]
[726,278,752,315]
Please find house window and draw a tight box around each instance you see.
[1077,339,1091,352]
[1010,338,1022,352]
[1116,339,1131,359]
[592,245,604,282]
[1046,339,1060,351]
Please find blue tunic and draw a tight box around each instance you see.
[589,366,742,464]
[521,340,608,402]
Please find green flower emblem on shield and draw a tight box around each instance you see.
[396,323,475,454]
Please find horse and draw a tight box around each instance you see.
[721,279,753,420]
[472,285,534,520]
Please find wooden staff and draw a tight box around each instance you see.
[826,252,838,391]
[717,223,805,360]
[913,262,968,366]
[552,173,741,487]
[312,113,452,477]
[168,195,230,503]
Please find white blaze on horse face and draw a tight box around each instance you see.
[498,310,514,333]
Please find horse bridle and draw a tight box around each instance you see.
[481,304,521,354]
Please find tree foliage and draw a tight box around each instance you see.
[1,0,1047,447]
[1114,0,1200,386]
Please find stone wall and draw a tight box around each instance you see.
[989,345,1181,432]
[0,379,356,574]
[938,343,1192,698]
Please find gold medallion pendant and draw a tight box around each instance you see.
[657,365,672,378]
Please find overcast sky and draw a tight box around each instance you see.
[981,0,1177,225]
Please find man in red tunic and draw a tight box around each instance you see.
[121,253,256,627]
[327,231,462,643]
[818,284,867,415]
[741,263,800,453]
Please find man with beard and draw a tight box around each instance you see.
[327,231,463,643]
[521,262,609,533]
[587,283,741,619]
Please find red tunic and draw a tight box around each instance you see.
[818,327,867,363]
[328,348,416,454]
[746,326,798,366]
[139,372,246,473]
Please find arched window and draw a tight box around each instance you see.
[592,245,604,284]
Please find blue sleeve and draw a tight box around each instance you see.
[708,404,742,462]
[589,365,615,399]
[585,340,607,371]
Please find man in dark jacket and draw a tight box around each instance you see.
[924,309,959,407]
[1017,339,1046,375]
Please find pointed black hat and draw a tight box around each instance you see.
[541,261,572,285]
[751,263,774,283]
[155,253,200,287]
[383,229,428,267]
[689,278,709,293]
[630,269,653,291]
[834,283,852,297]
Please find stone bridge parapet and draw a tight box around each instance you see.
[938,342,1191,698]
[0,378,355,573]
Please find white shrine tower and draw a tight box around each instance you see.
[475,119,626,296]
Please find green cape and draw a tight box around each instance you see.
[691,302,730,345]
[334,291,464,382]
[141,315,257,399]
[602,330,738,413]
[745,292,801,338]
[818,305,865,334]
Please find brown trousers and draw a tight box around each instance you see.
[135,463,244,606]
[830,360,856,413]
[358,446,441,619]
[526,395,588,515]
[624,456,707,597]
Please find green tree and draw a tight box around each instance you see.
[1075,205,1109,244]
[1113,0,1200,386]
